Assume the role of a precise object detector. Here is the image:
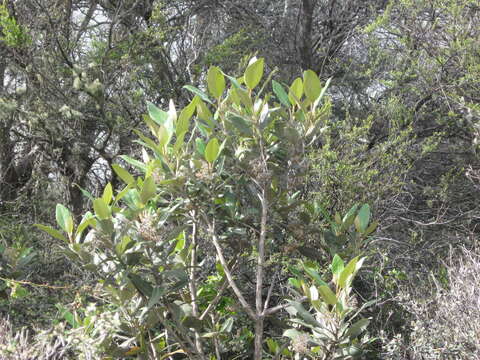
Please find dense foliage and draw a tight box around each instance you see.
[1,0,480,359]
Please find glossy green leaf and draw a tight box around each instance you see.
[196,138,206,155]
[342,204,359,230]
[56,204,73,235]
[303,70,322,102]
[234,87,253,109]
[120,155,146,172]
[115,183,133,202]
[288,301,322,327]
[116,236,133,256]
[303,264,328,287]
[355,204,371,232]
[272,80,290,107]
[205,138,220,164]
[207,66,225,99]
[75,211,94,240]
[196,100,214,126]
[112,164,135,184]
[140,176,156,204]
[147,101,168,126]
[183,85,213,104]
[338,256,359,289]
[288,278,301,289]
[364,220,378,236]
[177,99,196,135]
[34,224,68,243]
[331,254,345,277]
[288,77,303,105]
[102,183,113,205]
[244,57,264,90]
[93,198,110,220]
[345,318,370,339]
[318,285,337,305]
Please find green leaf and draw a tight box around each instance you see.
[196,100,214,127]
[288,77,303,105]
[226,112,252,135]
[93,198,111,220]
[120,155,146,172]
[303,264,328,287]
[220,317,234,333]
[34,224,68,243]
[196,138,206,156]
[345,318,370,339]
[355,204,371,232]
[318,285,337,305]
[75,212,94,240]
[102,183,113,205]
[303,70,322,102]
[115,184,133,202]
[177,99,196,136]
[288,278,301,289]
[233,87,253,109]
[266,338,279,354]
[116,236,133,256]
[364,220,378,236]
[128,273,153,298]
[126,252,143,266]
[112,164,135,184]
[272,80,290,107]
[244,57,264,90]
[207,66,226,99]
[183,85,213,104]
[148,101,168,126]
[338,256,359,289]
[288,301,322,327]
[283,328,305,340]
[342,204,359,230]
[205,138,220,164]
[147,286,165,309]
[56,204,73,235]
[331,254,345,277]
[10,283,28,299]
[140,176,156,204]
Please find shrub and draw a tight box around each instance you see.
[38,59,377,359]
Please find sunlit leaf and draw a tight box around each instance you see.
[205,137,220,164]
[56,204,73,235]
[140,176,156,204]
[244,57,264,90]
[93,198,110,220]
[303,70,322,102]
[207,66,226,99]
[34,224,68,243]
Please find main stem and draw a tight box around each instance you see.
[189,213,205,357]
[254,188,268,360]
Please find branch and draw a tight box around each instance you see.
[205,217,256,320]
[263,296,308,316]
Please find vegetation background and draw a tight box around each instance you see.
[1,0,480,358]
